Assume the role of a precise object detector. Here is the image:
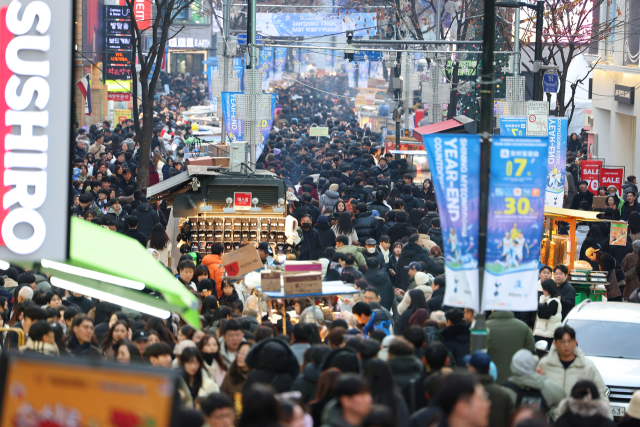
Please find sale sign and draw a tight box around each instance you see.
[234,192,252,210]
[580,159,603,194]
[600,167,624,195]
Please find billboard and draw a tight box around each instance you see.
[256,13,377,37]
[0,0,73,260]
[82,0,104,61]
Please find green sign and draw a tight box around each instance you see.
[309,127,329,137]
[446,60,478,76]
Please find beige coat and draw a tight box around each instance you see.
[419,234,437,251]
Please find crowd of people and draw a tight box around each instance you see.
[0,73,624,427]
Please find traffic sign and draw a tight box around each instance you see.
[542,73,559,93]
[237,34,262,45]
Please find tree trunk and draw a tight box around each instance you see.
[138,80,152,190]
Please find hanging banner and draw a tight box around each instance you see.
[545,117,568,207]
[346,62,356,88]
[499,116,527,137]
[580,159,603,194]
[205,57,219,106]
[221,92,244,142]
[258,47,273,91]
[274,47,287,81]
[600,167,625,195]
[422,135,481,311]
[481,137,549,312]
[256,93,277,160]
[256,13,377,37]
[358,62,369,88]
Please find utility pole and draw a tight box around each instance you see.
[222,0,231,145]
[394,0,402,161]
[470,0,497,353]
[532,0,543,100]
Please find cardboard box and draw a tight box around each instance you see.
[285,261,323,273]
[221,244,263,277]
[284,272,322,295]
[261,271,282,292]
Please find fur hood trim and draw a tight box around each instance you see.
[558,397,610,418]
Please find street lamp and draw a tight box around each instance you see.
[496,1,544,100]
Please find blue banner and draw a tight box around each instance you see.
[499,116,527,136]
[274,47,287,71]
[545,117,568,207]
[423,135,481,311]
[256,13,377,37]
[205,57,219,106]
[256,93,277,159]
[481,136,549,311]
[221,92,243,142]
[346,62,356,88]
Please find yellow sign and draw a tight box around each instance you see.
[309,127,329,137]
[114,109,132,123]
[106,80,132,93]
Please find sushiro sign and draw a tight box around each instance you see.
[0,0,72,260]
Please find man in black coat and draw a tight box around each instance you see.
[289,199,310,224]
[124,216,148,247]
[570,180,594,210]
[353,203,382,245]
[102,199,129,233]
[351,176,370,203]
[297,215,323,260]
[367,190,392,217]
[426,276,448,312]
[387,211,414,246]
[428,218,444,249]
[441,309,470,366]
[301,193,320,224]
[315,215,336,255]
[396,235,445,290]
[553,264,576,320]
[130,196,159,239]
[400,184,420,212]
[363,257,395,310]
[422,201,440,229]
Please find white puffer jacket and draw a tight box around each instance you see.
[534,295,562,338]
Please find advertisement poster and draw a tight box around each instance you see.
[206,57,219,106]
[274,47,287,81]
[422,135,481,311]
[481,137,549,311]
[600,167,625,195]
[499,116,527,137]
[580,159,603,194]
[256,93,277,160]
[258,47,273,90]
[346,62,356,88]
[545,117,568,207]
[114,109,132,123]
[221,92,243,142]
[610,222,628,246]
[256,13,377,37]
[358,62,369,88]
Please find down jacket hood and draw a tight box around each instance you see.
[558,397,610,419]
[245,338,300,377]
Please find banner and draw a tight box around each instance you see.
[206,57,219,106]
[221,92,243,142]
[545,117,568,207]
[258,47,273,91]
[481,137,549,312]
[358,62,369,88]
[499,116,527,137]
[346,62,356,88]
[256,13,377,37]
[274,47,287,81]
[600,167,625,195]
[580,159,603,194]
[256,93,277,160]
[422,135,481,311]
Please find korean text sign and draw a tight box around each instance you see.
[481,137,548,311]
[422,135,481,311]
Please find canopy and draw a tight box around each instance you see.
[543,206,604,222]
[38,218,200,328]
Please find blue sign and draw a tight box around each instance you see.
[545,117,568,207]
[256,13,377,37]
[542,73,559,93]
[206,57,219,105]
[481,136,549,312]
[353,51,384,62]
[274,47,287,72]
[221,92,244,142]
[237,34,262,45]
[423,134,481,311]
[256,93,277,160]
[499,116,527,137]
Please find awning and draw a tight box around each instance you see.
[37,218,200,328]
[146,172,193,198]
[543,206,605,222]
[412,116,477,142]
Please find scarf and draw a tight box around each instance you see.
[379,246,390,264]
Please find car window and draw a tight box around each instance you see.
[566,319,640,359]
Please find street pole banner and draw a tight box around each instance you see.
[580,159,603,195]
[274,47,287,81]
[499,116,527,137]
[346,62,356,88]
[481,137,549,312]
[221,92,244,142]
[600,167,625,196]
[256,93,277,160]
[422,135,481,311]
[545,117,568,207]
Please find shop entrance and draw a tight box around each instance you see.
[169,53,206,77]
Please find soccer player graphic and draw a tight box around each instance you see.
[447,229,462,264]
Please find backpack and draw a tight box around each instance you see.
[503,381,549,413]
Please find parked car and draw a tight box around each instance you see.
[563,301,640,419]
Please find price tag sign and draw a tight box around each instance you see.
[284,273,323,295]
[234,192,252,210]
[261,271,281,292]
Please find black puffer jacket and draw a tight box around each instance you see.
[315,223,336,254]
[243,338,300,393]
[400,194,420,212]
[387,355,424,391]
[353,211,382,245]
[363,268,395,310]
[387,221,414,246]
[441,322,471,366]
[293,363,321,403]
[396,243,445,290]
[428,228,443,249]
[131,202,159,238]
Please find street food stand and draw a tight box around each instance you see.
[541,207,610,302]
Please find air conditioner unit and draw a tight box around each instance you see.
[229,142,247,172]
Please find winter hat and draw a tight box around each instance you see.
[329,183,339,191]
[469,351,491,373]
[633,240,640,252]
[320,347,361,374]
[414,272,430,286]
[318,215,329,225]
[510,348,538,377]
[372,210,380,217]
[409,308,430,327]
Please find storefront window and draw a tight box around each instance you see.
[169,53,206,76]
[624,0,640,66]
[174,0,210,25]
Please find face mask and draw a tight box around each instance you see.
[367,248,376,253]
[302,223,311,230]
[202,352,217,365]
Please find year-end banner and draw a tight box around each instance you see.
[221,92,244,142]
[423,135,481,311]
[545,117,568,207]
[481,136,549,312]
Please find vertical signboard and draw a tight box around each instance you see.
[526,101,549,137]
[545,117,568,207]
[0,0,73,260]
[580,159,603,194]
[482,137,549,311]
[600,167,625,195]
[422,135,481,311]
[134,0,151,31]
[221,92,244,142]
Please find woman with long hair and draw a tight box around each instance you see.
[309,368,342,427]
[389,242,403,287]
[387,187,401,208]
[162,157,174,178]
[193,264,210,287]
[395,289,429,335]
[180,347,219,403]
[197,333,228,386]
[144,317,177,345]
[534,279,562,347]
[421,179,436,202]
[332,200,348,220]
[153,152,166,182]
[332,211,358,245]
[113,164,124,180]
[220,341,251,397]
[363,358,409,427]
[147,223,172,267]
[115,339,142,364]
[100,320,131,360]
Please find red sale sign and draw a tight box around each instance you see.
[234,192,252,210]
[600,167,625,195]
[580,160,603,194]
